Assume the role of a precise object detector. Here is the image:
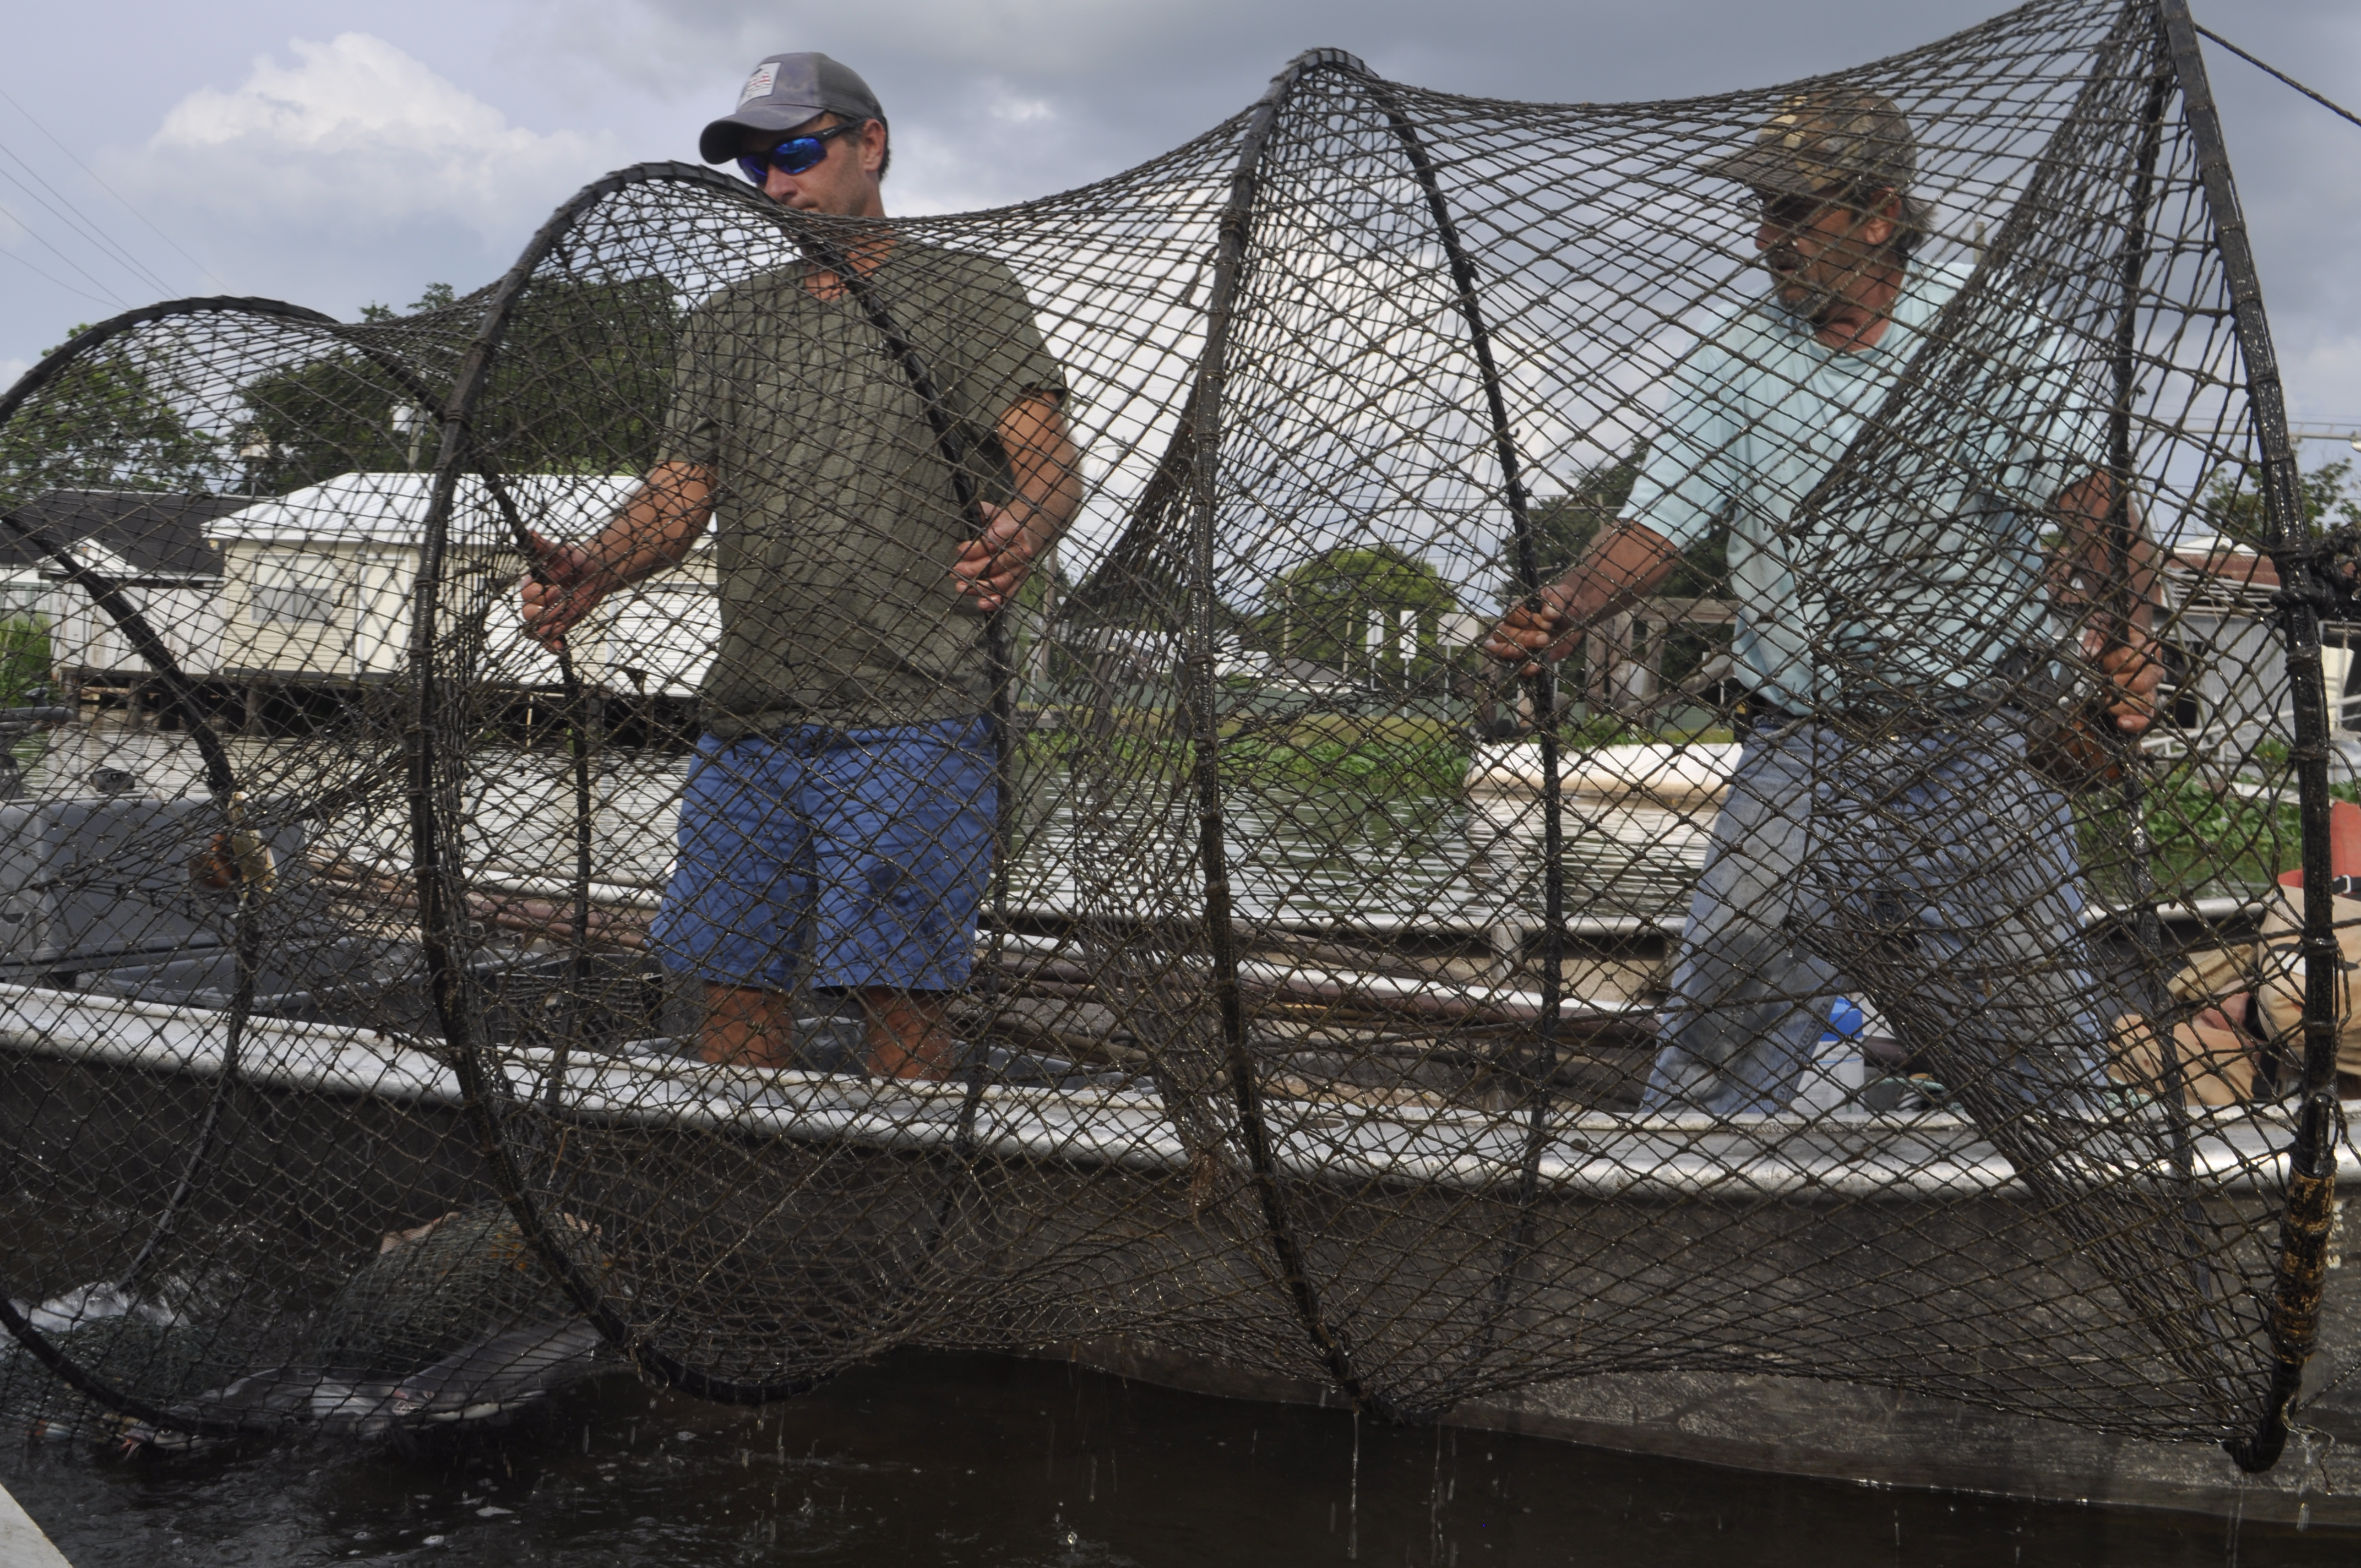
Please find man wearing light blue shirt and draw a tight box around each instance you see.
[1486,90,2163,1115]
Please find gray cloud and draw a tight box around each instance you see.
[502,0,2025,207]
[3,0,2354,424]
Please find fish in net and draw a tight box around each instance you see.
[0,0,2354,1480]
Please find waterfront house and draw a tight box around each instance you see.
[2157,542,2351,742]
[203,472,715,695]
[5,489,254,688]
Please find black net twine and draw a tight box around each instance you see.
[0,0,2349,1471]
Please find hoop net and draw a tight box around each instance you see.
[0,0,2348,1466]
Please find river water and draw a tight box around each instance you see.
[4,1349,2354,1566]
[9,721,1708,936]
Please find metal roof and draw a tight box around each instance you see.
[5,489,256,578]
[203,472,640,548]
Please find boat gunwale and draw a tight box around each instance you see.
[3,980,2347,1202]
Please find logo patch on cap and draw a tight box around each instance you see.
[739,62,780,107]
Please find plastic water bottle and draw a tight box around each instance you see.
[1793,996,1867,1114]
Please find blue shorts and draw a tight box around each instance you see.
[648,716,998,993]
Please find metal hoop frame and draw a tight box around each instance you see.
[0,3,2329,1461]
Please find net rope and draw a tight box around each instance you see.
[0,0,2351,1470]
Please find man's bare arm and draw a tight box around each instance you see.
[2050,471,2160,637]
[952,394,1083,611]
[1481,520,1683,675]
[2048,470,2165,733]
[521,460,714,650]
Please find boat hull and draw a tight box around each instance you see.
[5,1004,2355,1520]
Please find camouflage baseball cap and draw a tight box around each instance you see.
[1703,88,1917,199]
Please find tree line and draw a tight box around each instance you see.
[0,277,682,515]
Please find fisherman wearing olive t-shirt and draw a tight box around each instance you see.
[521,53,1080,1080]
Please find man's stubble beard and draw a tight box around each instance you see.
[1764,254,1839,326]
[1765,248,1876,332]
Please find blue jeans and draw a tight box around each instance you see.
[1643,714,2106,1114]
[649,717,998,993]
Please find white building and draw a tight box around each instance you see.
[2159,542,2342,744]
[6,490,251,684]
[204,472,717,694]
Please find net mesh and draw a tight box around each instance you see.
[1,0,2351,1466]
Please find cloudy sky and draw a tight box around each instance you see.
[3,0,2355,434]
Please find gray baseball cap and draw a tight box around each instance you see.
[700,53,885,164]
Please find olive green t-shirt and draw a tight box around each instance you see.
[659,244,1067,737]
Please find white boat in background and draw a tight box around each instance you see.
[1463,743,1739,928]
[1463,741,1740,808]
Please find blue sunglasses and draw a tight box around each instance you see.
[736,122,865,184]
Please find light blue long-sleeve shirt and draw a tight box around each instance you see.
[1623,263,2109,711]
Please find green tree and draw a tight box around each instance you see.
[358,281,464,323]
[1502,443,1727,605]
[0,617,50,705]
[236,352,416,491]
[1261,543,1457,682]
[1511,447,1644,596]
[241,275,681,491]
[2201,459,2361,543]
[1503,443,1733,701]
[238,282,475,490]
[0,329,220,511]
[474,275,681,473]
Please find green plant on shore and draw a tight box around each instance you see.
[0,617,51,708]
[2082,739,2361,896]
[1022,714,1476,796]
[1223,731,1470,795]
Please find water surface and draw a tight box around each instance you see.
[9,722,1706,932]
[4,1351,2352,1566]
